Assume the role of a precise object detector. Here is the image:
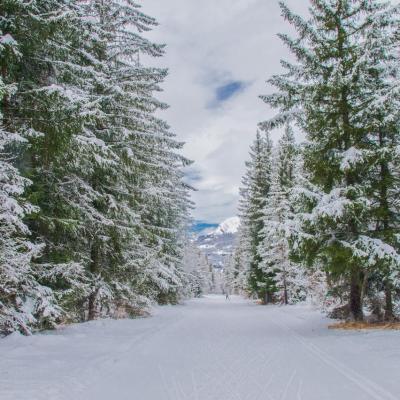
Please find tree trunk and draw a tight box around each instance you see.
[349,268,363,321]
[1,64,9,128]
[384,281,394,322]
[263,292,273,305]
[283,278,288,305]
[88,290,98,321]
[88,241,100,321]
[360,271,369,305]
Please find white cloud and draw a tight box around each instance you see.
[141,0,310,223]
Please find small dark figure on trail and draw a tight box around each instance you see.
[225,293,230,301]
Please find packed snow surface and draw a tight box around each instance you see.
[1,295,399,400]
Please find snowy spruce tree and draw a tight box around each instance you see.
[0,0,104,325]
[0,72,62,335]
[352,6,400,321]
[0,0,192,333]
[225,224,251,295]
[238,131,274,303]
[0,1,85,334]
[258,127,307,304]
[182,243,213,298]
[75,0,192,316]
[262,0,400,320]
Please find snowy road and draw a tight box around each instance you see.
[1,295,400,400]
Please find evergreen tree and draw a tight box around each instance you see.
[278,125,296,191]
[225,223,250,295]
[0,71,62,335]
[0,0,107,324]
[261,0,400,320]
[0,0,192,333]
[258,128,306,304]
[239,131,274,303]
[76,0,192,315]
[182,242,213,298]
[354,7,400,321]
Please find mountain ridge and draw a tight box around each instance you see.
[194,216,240,269]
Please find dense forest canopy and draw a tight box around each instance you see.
[1,0,400,337]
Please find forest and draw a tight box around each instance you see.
[0,0,192,336]
[2,2,400,399]
[227,0,400,323]
[1,0,400,340]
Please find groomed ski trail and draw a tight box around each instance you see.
[1,295,399,400]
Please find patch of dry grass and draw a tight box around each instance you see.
[329,321,400,331]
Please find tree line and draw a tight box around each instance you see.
[227,0,400,322]
[0,1,192,336]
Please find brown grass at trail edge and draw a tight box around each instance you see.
[329,321,400,331]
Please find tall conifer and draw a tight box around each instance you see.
[262,0,400,320]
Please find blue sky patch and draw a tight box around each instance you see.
[185,167,203,185]
[191,222,218,233]
[215,81,246,102]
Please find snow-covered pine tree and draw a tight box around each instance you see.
[277,125,296,191]
[258,127,306,304]
[239,130,274,303]
[258,159,287,304]
[74,0,192,316]
[0,70,63,335]
[261,0,400,321]
[182,242,213,298]
[1,0,192,327]
[287,149,349,312]
[225,223,251,296]
[353,5,400,321]
[0,0,103,325]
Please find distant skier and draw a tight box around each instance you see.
[225,292,230,301]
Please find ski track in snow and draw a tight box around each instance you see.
[0,295,399,400]
[269,314,398,400]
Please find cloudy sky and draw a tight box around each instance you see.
[142,0,310,224]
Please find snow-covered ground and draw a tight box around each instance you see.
[1,295,399,400]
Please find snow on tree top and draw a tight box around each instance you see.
[340,147,363,172]
[0,34,17,46]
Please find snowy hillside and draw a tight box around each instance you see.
[214,216,240,235]
[194,217,239,269]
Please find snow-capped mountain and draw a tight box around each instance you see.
[214,216,240,235]
[194,217,240,269]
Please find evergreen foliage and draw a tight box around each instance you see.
[182,242,214,298]
[258,127,307,305]
[257,0,400,320]
[229,1,400,321]
[237,131,275,303]
[0,0,192,335]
